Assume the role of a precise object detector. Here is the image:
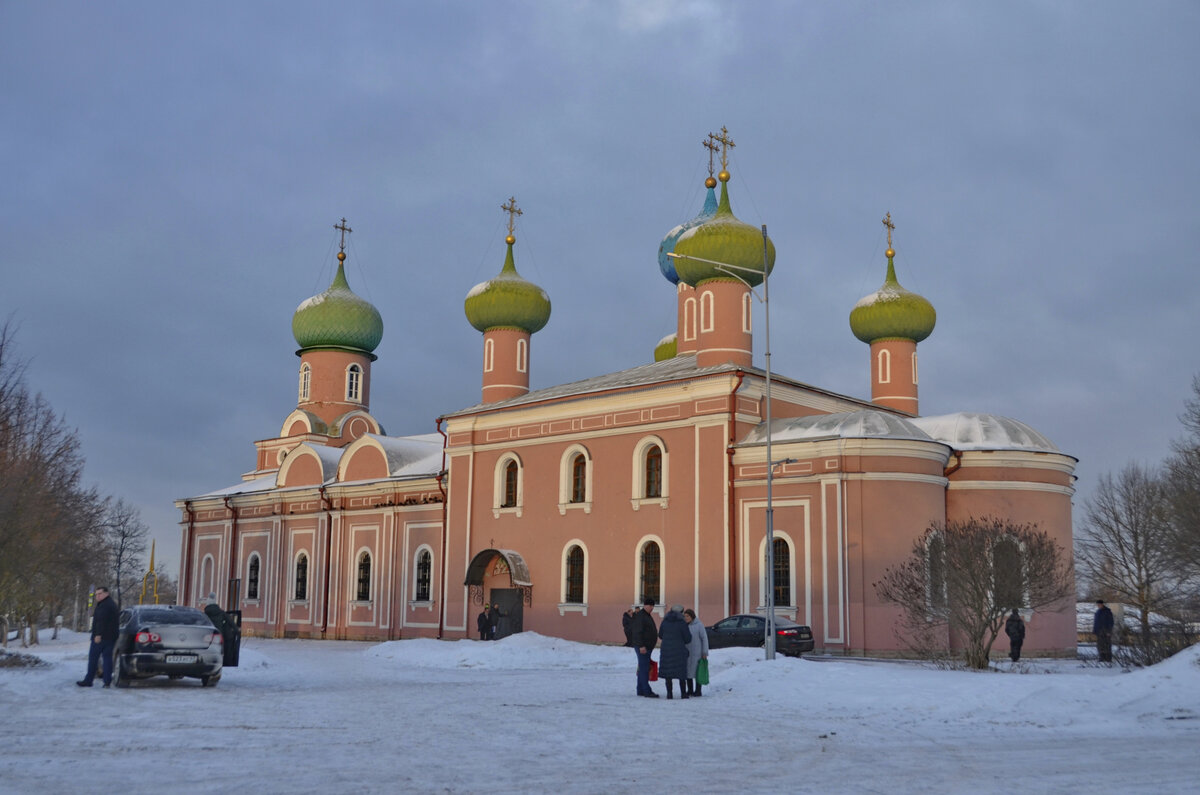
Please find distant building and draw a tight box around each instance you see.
[178,146,1077,657]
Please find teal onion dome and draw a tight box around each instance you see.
[464,241,551,334]
[849,253,936,343]
[653,332,677,362]
[292,256,384,353]
[672,179,775,287]
[658,186,718,284]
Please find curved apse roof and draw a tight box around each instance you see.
[740,409,939,446]
[909,412,1062,453]
[358,433,443,479]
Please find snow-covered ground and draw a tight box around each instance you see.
[2,631,1198,794]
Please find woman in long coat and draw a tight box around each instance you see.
[658,605,692,699]
[683,608,709,697]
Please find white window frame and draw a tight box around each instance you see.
[877,349,891,384]
[683,296,697,341]
[630,436,669,510]
[700,290,715,333]
[412,545,434,604]
[756,532,797,618]
[346,363,363,402]
[292,551,310,604]
[299,363,311,402]
[352,547,373,605]
[634,535,666,616]
[558,444,593,515]
[558,540,589,615]
[484,338,494,373]
[517,337,528,374]
[492,452,524,517]
[246,552,262,603]
[742,291,753,333]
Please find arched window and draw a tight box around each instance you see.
[645,445,662,498]
[772,538,791,607]
[517,337,528,374]
[200,555,214,600]
[356,551,372,601]
[877,349,891,384]
[247,554,261,601]
[926,534,946,610]
[742,291,753,333]
[570,454,587,503]
[639,541,661,605]
[503,460,519,508]
[993,536,1025,609]
[911,351,919,385]
[415,549,432,602]
[483,338,494,372]
[294,553,309,601]
[565,545,585,604]
[683,297,697,341]
[700,290,715,333]
[299,364,311,402]
[346,364,362,402]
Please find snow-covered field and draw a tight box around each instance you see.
[2,631,1198,794]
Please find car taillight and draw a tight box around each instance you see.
[135,631,162,644]
[777,628,798,636]
[209,631,223,648]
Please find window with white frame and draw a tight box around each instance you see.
[772,538,791,607]
[911,351,919,385]
[683,297,696,341]
[639,541,661,605]
[564,544,585,604]
[299,364,311,402]
[346,363,363,402]
[558,445,592,513]
[494,454,523,515]
[247,554,261,601]
[415,549,432,602]
[742,291,753,333]
[484,338,494,372]
[517,337,527,374]
[631,437,668,508]
[700,290,715,333]
[356,551,371,601]
[877,349,891,384]
[294,553,309,601]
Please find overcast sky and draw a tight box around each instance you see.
[3,1,1197,577]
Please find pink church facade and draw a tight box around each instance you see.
[178,158,1077,658]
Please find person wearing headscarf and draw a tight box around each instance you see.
[657,604,692,699]
[683,608,709,696]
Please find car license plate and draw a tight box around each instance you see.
[165,655,197,664]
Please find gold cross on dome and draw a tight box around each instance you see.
[501,197,523,236]
[703,134,719,177]
[713,126,736,170]
[334,218,353,252]
[882,212,895,249]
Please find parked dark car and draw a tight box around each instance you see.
[706,614,815,657]
[113,605,224,687]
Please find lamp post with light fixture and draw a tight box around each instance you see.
[669,224,782,659]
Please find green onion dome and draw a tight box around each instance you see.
[292,252,384,353]
[849,251,936,343]
[653,332,677,362]
[658,185,718,285]
[672,175,775,287]
[464,240,551,333]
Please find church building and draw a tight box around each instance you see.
[177,132,1077,657]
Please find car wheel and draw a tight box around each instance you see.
[200,672,221,687]
[114,653,130,689]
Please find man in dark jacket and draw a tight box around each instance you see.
[621,606,638,647]
[1094,600,1115,662]
[477,604,491,640]
[630,598,659,698]
[1005,609,1026,662]
[76,586,119,688]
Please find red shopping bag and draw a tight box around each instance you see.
[649,660,659,681]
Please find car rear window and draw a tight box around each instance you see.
[137,609,211,626]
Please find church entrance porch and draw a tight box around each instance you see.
[488,588,524,639]
[464,548,532,639]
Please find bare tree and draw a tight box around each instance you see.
[1165,375,1200,581]
[1077,463,1179,648]
[104,498,148,606]
[875,516,1074,669]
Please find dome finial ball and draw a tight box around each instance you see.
[505,234,516,245]
[705,176,717,189]
[886,248,894,259]
[718,170,730,183]
[337,251,346,262]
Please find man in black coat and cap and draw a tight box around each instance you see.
[629,598,659,698]
[1005,609,1026,662]
[76,586,119,688]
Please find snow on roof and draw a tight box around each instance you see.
[194,474,279,499]
[910,412,1062,453]
[362,433,443,478]
[739,409,941,446]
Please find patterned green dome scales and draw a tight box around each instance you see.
[849,215,936,343]
[292,249,384,354]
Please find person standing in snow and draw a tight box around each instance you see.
[630,598,659,698]
[1093,600,1115,662]
[76,586,119,688]
[1005,609,1026,662]
[657,604,692,699]
[683,608,709,697]
[477,604,491,640]
[622,605,638,647]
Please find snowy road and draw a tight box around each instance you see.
[2,632,1198,794]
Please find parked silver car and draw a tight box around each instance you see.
[113,605,223,687]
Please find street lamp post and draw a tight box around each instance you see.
[668,224,781,659]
